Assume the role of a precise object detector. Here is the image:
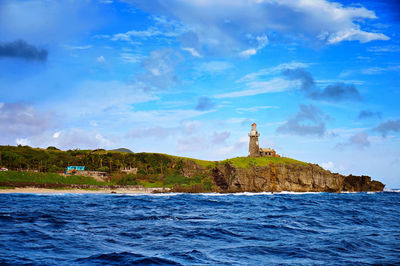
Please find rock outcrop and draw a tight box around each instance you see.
[204,163,384,192]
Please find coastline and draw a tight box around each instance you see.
[0,187,170,194]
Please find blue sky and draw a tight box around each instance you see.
[1,0,399,187]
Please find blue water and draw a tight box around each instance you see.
[1,192,399,265]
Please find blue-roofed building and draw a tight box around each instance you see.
[65,166,85,175]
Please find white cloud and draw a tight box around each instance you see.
[63,45,92,50]
[327,28,389,44]
[239,48,257,58]
[236,106,279,113]
[239,34,268,58]
[321,161,334,170]
[111,16,188,43]
[96,55,105,62]
[53,131,61,138]
[182,47,201,57]
[16,138,30,146]
[214,78,298,98]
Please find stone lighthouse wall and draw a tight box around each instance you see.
[249,135,260,157]
[248,123,260,157]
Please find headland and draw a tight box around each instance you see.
[0,145,384,193]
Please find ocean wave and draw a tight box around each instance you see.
[1,192,400,264]
[384,188,400,192]
[75,252,180,265]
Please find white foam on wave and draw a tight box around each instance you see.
[119,193,182,197]
[384,188,400,193]
[274,191,322,195]
[199,191,320,196]
[197,193,231,196]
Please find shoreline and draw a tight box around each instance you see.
[0,187,170,194]
[0,187,393,194]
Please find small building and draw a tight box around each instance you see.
[65,166,85,175]
[259,148,280,157]
[121,167,138,175]
[80,171,109,181]
[0,167,8,171]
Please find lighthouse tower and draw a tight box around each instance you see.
[248,123,260,157]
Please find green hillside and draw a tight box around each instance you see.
[220,156,309,168]
[0,145,308,191]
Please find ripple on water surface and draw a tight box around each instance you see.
[0,192,400,264]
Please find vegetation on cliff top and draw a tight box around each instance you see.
[219,156,308,168]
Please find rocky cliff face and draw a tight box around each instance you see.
[204,163,384,192]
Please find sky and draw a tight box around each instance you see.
[0,0,400,187]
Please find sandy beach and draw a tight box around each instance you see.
[0,187,170,194]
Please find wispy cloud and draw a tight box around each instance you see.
[236,106,279,113]
[236,62,310,83]
[110,16,187,43]
[361,65,400,75]
[120,53,143,63]
[181,47,201,57]
[214,78,297,98]
[367,45,400,53]
[136,48,183,90]
[62,44,92,50]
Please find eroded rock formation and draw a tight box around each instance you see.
[182,162,384,192]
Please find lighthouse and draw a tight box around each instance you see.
[248,123,260,157]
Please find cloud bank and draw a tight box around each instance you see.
[374,119,400,137]
[125,0,389,57]
[0,40,47,62]
[0,102,55,141]
[276,104,329,136]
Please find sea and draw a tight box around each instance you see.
[1,191,399,265]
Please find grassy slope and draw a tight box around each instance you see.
[164,154,308,169]
[160,153,216,168]
[0,171,110,186]
[219,156,309,168]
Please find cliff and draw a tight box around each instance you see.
[179,157,384,192]
[208,162,384,192]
